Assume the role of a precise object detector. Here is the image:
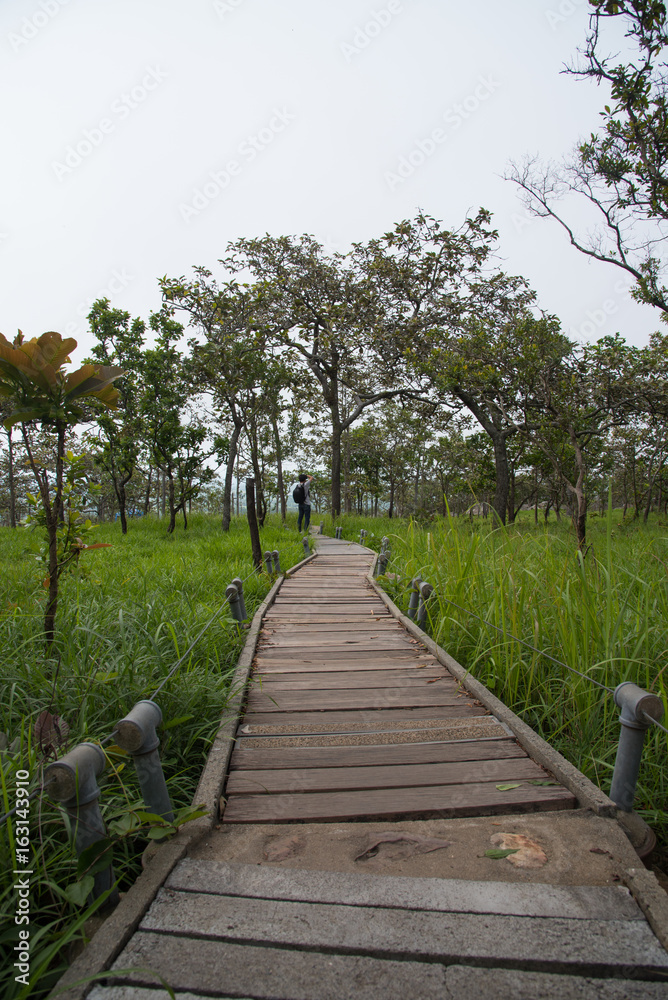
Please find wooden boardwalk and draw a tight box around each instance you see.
[224,536,576,824]
[81,537,668,1000]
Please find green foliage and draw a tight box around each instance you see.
[0,514,303,999]
[352,509,668,839]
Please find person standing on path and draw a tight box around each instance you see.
[293,473,313,532]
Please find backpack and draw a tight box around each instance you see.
[292,483,305,504]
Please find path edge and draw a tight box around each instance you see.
[50,569,289,1000]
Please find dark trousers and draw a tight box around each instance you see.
[298,502,311,532]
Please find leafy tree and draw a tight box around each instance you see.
[225,235,413,516]
[0,331,121,647]
[141,312,222,533]
[86,299,146,534]
[507,0,668,317]
[354,212,544,523]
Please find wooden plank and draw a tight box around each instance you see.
[230,738,524,771]
[259,640,421,654]
[244,687,471,713]
[250,669,451,689]
[225,756,548,794]
[242,706,487,726]
[223,779,577,823]
[253,656,438,672]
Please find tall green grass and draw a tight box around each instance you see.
[349,509,668,836]
[0,513,303,999]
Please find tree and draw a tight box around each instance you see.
[225,235,414,516]
[141,312,222,533]
[86,299,146,534]
[507,1,668,317]
[0,331,121,647]
[354,212,543,523]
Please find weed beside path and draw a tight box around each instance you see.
[0,513,303,1000]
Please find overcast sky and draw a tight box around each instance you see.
[2,0,660,361]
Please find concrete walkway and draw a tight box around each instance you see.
[68,538,668,999]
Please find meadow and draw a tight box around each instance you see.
[2,507,668,997]
[333,509,668,844]
[0,513,304,1000]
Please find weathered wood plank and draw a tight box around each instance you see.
[229,737,525,771]
[243,706,487,727]
[225,756,548,794]
[244,687,472,713]
[250,669,452,689]
[223,779,577,823]
[253,656,438,672]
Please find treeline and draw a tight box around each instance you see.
[1,211,667,544]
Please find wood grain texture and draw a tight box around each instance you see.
[225,756,548,794]
[229,737,525,771]
[222,779,577,823]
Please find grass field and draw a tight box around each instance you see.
[357,509,668,840]
[0,513,305,1000]
[2,507,667,997]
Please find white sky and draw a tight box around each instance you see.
[2,0,661,360]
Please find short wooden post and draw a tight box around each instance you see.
[264,550,273,574]
[272,550,281,573]
[302,536,310,557]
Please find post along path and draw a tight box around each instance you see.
[89,536,668,1000]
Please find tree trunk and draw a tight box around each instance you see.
[143,466,153,515]
[331,418,343,517]
[222,417,243,531]
[271,416,286,522]
[166,472,177,534]
[246,477,262,569]
[6,427,16,528]
[488,432,509,525]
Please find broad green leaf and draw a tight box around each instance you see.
[496,783,522,791]
[484,848,520,859]
[62,876,95,906]
[77,837,114,878]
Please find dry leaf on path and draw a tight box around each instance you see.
[489,832,547,868]
[355,831,452,862]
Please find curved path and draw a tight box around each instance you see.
[80,537,668,1000]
